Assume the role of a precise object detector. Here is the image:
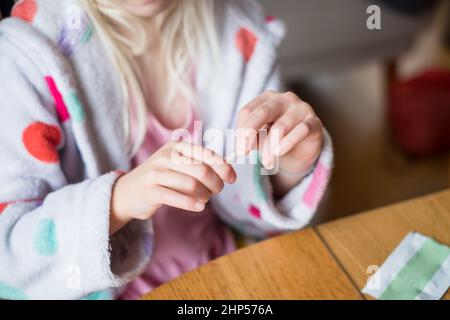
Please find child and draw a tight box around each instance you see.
[0,0,333,300]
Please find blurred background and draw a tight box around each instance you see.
[2,0,449,224]
[259,0,450,223]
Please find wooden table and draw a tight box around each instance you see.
[141,189,450,300]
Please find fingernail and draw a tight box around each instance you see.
[278,139,291,156]
[194,202,205,211]
[262,156,271,169]
[273,146,281,157]
[266,159,274,170]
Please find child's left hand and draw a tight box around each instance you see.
[236,91,323,175]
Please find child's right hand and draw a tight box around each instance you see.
[109,141,237,234]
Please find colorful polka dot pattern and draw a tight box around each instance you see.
[45,76,69,122]
[302,161,330,209]
[79,23,94,44]
[0,203,8,215]
[11,0,37,23]
[64,92,85,122]
[45,76,86,123]
[236,27,258,63]
[0,281,28,300]
[22,122,62,163]
[248,204,261,219]
[253,151,268,201]
[58,13,94,56]
[33,218,58,256]
[83,290,112,300]
[0,199,43,216]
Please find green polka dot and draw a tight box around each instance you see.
[80,23,94,44]
[83,290,112,300]
[0,281,28,300]
[252,151,268,201]
[64,92,85,122]
[33,219,58,256]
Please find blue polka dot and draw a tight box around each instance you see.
[83,290,112,300]
[64,92,85,122]
[80,23,94,44]
[0,281,28,300]
[33,218,58,256]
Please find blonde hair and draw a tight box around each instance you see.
[81,0,218,156]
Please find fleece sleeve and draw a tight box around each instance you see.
[212,68,334,239]
[0,34,151,300]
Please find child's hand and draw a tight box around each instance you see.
[110,141,236,234]
[236,91,323,175]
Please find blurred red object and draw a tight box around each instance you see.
[389,69,450,157]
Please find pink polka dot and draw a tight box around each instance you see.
[265,15,276,23]
[22,122,62,163]
[12,0,37,23]
[302,162,330,209]
[248,204,261,219]
[236,27,258,63]
[44,76,70,122]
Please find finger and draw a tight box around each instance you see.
[153,170,212,203]
[155,186,206,212]
[237,98,287,154]
[275,116,322,157]
[261,110,302,161]
[263,107,313,160]
[174,142,236,183]
[236,91,277,128]
[163,155,225,194]
[258,127,274,169]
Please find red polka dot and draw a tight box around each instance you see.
[236,27,258,63]
[248,204,261,219]
[0,203,8,215]
[265,15,276,23]
[0,199,43,215]
[12,0,37,23]
[22,122,62,163]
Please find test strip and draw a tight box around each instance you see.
[362,232,450,300]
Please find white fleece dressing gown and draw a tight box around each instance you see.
[0,0,333,299]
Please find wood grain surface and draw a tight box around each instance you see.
[142,189,450,300]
